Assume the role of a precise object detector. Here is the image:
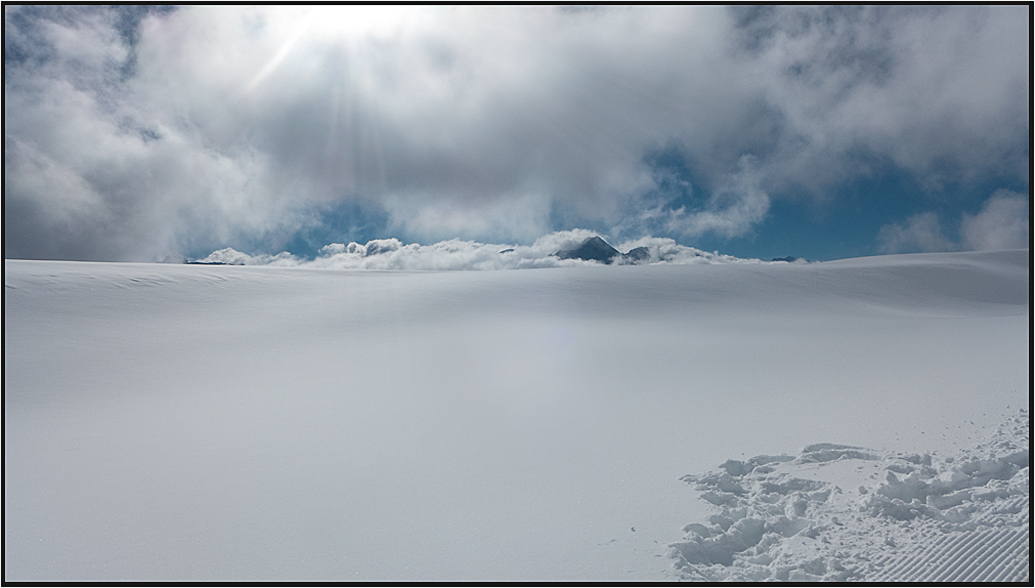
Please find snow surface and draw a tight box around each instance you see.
[4,249,1029,582]
[672,411,1029,581]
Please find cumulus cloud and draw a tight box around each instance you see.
[877,212,953,254]
[195,230,762,270]
[878,191,1030,254]
[732,5,1030,193]
[196,248,303,267]
[960,191,1029,251]
[3,6,308,261]
[4,6,1029,261]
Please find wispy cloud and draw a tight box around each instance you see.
[635,155,771,240]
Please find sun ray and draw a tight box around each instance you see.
[242,7,419,96]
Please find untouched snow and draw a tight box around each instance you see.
[3,249,1030,582]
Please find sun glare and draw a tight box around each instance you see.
[242,6,421,95]
[302,6,418,39]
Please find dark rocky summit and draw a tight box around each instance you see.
[554,236,652,265]
[555,236,621,263]
[624,246,650,262]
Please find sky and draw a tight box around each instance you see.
[4,5,1030,263]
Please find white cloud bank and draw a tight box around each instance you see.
[196,230,764,270]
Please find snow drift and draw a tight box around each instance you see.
[3,249,1029,581]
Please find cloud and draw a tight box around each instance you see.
[382,191,554,244]
[877,212,953,254]
[878,191,1030,254]
[195,230,763,270]
[960,191,1029,251]
[3,6,308,261]
[731,6,1030,193]
[195,247,303,267]
[4,6,1029,261]
[631,155,771,240]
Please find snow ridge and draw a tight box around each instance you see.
[670,409,1030,582]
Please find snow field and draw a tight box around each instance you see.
[3,250,1029,581]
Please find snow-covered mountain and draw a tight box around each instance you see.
[4,249,1029,582]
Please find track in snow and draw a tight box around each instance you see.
[872,515,1029,582]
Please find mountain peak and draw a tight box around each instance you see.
[554,236,648,264]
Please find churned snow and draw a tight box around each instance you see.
[672,410,1029,581]
[3,249,1029,582]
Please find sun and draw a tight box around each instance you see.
[242,6,422,95]
[301,6,419,39]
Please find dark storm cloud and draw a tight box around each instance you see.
[4,6,1029,261]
